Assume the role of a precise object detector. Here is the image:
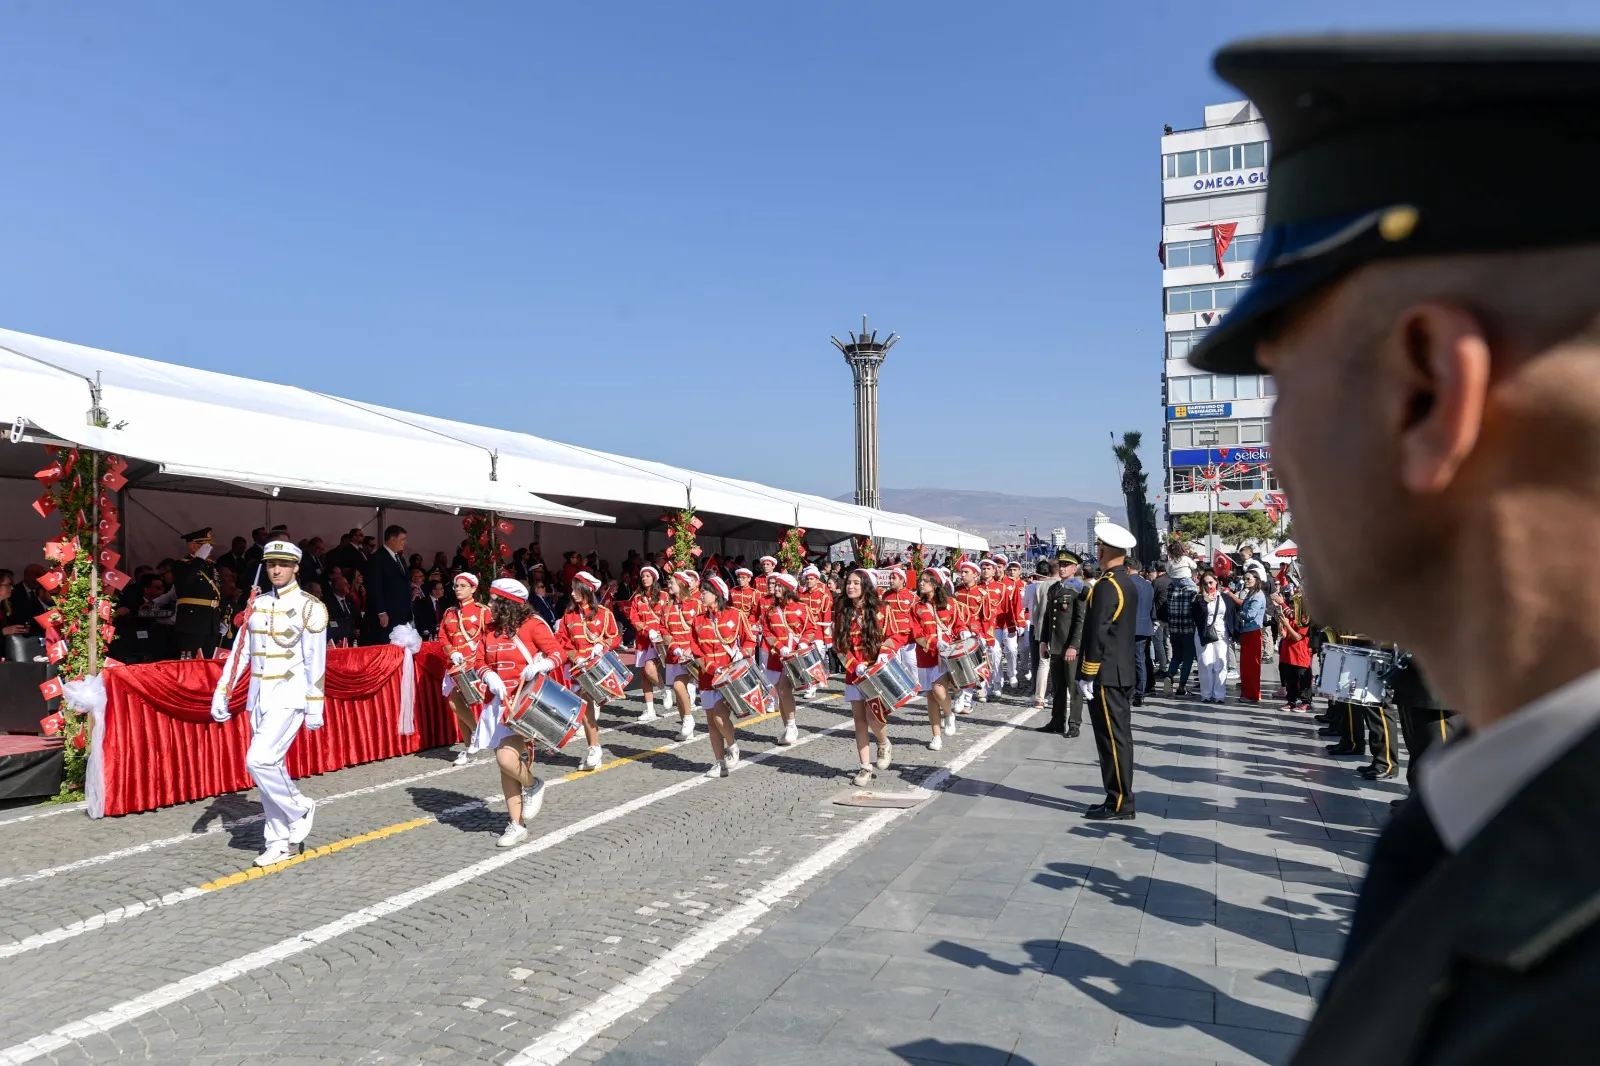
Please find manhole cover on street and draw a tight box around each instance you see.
[827,789,931,809]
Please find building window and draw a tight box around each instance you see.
[1163,232,1261,268]
[1166,280,1251,313]
[1163,191,1267,226]
[1163,140,1269,179]
[1167,373,1276,407]
[1166,329,1209,361]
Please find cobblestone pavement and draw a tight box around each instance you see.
[0,675,1399,1065]
[603,684,1404,1066]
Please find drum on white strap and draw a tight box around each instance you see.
[1315,644,1395,705]
[505,675,583,751]
[941,637,991,690]
[781,644,829,690]
[573,649,633,705]
[857,655,920,711]
[713,659,775,719]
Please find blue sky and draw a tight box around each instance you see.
[1,2,1592,506]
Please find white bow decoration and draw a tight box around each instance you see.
[389,623,422,735]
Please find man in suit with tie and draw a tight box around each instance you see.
[1189,34,1600,1065]
[325,571,360,647]
[362,525,412,645]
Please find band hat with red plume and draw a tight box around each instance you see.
[706,573,730,599]
[454,572,480,588]
[574,570,601,592]
[770,572,799,594]
[490,578,529,603]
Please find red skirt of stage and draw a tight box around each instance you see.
[94,644,454,817]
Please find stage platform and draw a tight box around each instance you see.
[0,734,64,802]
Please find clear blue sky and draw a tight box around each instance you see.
[1,2,1592,507]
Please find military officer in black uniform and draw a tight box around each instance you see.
[1037,551,1088,738]
[1188,33,1600,1065]
[172,527,222,660]
[1078,522,1139,821]
[1390,649,1463,791]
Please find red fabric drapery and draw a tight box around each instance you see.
[97,643,457,817]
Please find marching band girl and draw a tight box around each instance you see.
[760,571,808,746]
[799,564,832,699]
[691,573,758,778]
[626,564,671,722]
[663,570,702,741]
[979,558,1006,702]
[836,567,906,787]
[479,578,561,847]
[911,569,958,750]
[556,571,620,771]
[883,566,920,682]
[952,560,990,713]
[439,572,493,765]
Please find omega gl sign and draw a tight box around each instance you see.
[1162,167,1269,198]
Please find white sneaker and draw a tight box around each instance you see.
[929,735,943,752]
[677,717,694,742]
[453,750,471,766]
[520,779,545,825]
[978,691,989,703]
[582,746,604,771]
[254,841,294,867]
[944,712,957,735]
[288,799,316,845]
[804,686,819,700]
[725,745,741,771]
[497,822,529,848]
[781,722,798,745]
[852,766,875,788]
[705,759,729,778]
[638,708,659,723]
[875,737,893,771]
[663,690,675,710]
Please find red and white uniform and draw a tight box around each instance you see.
[440,601,489,670]
[979,580,1005,641]
[689,607,757,695]
[479,616,566,749]
[910,600,958,669]
[761,600,809,674]
[995,576,1020,632]
[557,605,622,668]
[836,605,907,684]
[730,584,762,629]
[952,584,990,641]
[882,586,919,674]
[625,590,668,653]
[801,585,833,646]
[662,597,701,680]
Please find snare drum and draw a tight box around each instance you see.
[713,659,775,719]
[445,665,489,721]
[1316,644,1395,705]
[941,637,991,690]
[505,675,583,751]
[573,649,633,705]
[857,655,920,711]
[781,644,830,690]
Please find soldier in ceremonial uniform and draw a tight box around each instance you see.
[210,540,326,867]
[1390,649,1463,793]
[172,527,222,660]
[1188,34,1600,1064]
[1077,523,1139,820]
[1037,551,1088,738]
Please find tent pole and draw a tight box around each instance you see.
[90,452,100,676]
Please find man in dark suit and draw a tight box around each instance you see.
[1188,34,1600,1065]
[1078,523,1140,820]
[324,571,359,647]
[1037,554,1088,738]
[326,529,365,575]
[240,527,269,573]
[412,577,446,640]
[362,524,411,645]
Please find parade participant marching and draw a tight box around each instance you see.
[439,572,494,764]
[882,566,920,683]
[662,570,702,741]
[1078,522,1140,820]
[837,568,906,786]
[978,558,1006,701]
[210,540,326,867]
[730,568,762,628]
[478,578,559,847]
[1004,560,1030,687]
[952,559,989,712]
[799,564,832,699]
[625,564,671,722]
[760,572,808,746]
[173,527,223,660]
[910,568,958,749]
[991,555,1019,692]
[691,573,758,778]
[557,571,621,771]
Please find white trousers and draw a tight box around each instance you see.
[1034,653,1052,703]
[995,628,1018,685]
[897,643,919,685]
[986,638,1003,695]
[1196,637,1229,702]
[246,705,312,846]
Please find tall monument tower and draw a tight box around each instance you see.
[832,316,898,509]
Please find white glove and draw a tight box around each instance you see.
[854,663,868,678]
[813,639,826,652]
[673,647,689,663]
[876,652,891,666]
[781,641,797,657]
[305,709,324,731]
[210,691,231,723]
[484,671,508,699]
[648,629,660,642]
[1078,680,1094,702]
[958,630,972,640]
[520,654,554,683]
[936,640,952,656]
[450,650,465,667]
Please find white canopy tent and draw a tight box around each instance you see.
[0,327,985,569]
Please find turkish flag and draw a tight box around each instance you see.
[34,463,64,486]
[45,639,68,663]
[39,711,64,736]
[32,495,57,519]
[689,516,704,532]
[100,469,128,492]
[1211,223,1238,277]
[104,454,128,475]
[35,609,64,629]
[496,519,515,536]
[97,548,121,570]
[98,601,113,622]
[39,678,63,702]
[101,623,116,641]
[1213,552,1234,578]
[104,656,125,669]
[44,539,78,563]
[35,568,65,591]
[102,568,131,592]
[98,515,120,538]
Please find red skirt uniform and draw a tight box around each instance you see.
[730,585,762,629]
[662,598,701,668]
[882,589,917,650]
[482,617,567,691]
[690,608,757,690]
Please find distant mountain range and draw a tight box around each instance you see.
[835,487,1124,543]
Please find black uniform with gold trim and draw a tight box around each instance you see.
[1390,649,1463,790]
[173,527,222,659]
[1080,563,1138,815]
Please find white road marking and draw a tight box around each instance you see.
[507,703,1040,1065]
[0,714,861,1065]
[0,692,846,891]
[0,714,851,963]
[0,802,85,829]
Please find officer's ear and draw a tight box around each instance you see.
[1385,301,1491,495]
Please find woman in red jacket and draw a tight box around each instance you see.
[691,573,758,778]
[625,565,671,723]
[910,569,959,752]
[836,568,906,787]
[760,572,809,747]
[662,570,702,742]
[557,571,622,772]
[480,579,564,848]
[439,572,492,765]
